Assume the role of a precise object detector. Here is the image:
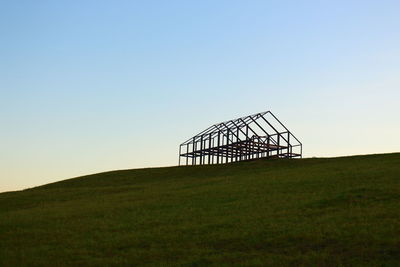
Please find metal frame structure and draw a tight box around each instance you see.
[178,111,302,166]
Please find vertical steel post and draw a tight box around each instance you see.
[277,134,280,157]
[186,144,189,165]
[217,132,220,164]
[179,145,182,166]
[246,126,249,160]
[208,133,212,164]
[300,144,303,158]
[200,135,204,165]
[211,138,215,164]
[226,129,230,163]
[236,127,239,162]
[193,137,196,165]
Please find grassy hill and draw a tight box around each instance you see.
[0,153,399,266]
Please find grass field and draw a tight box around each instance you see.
[0,153,399,266]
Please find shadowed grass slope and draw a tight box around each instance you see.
[0,153,399,266]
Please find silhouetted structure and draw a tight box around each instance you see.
[179,111,302,166]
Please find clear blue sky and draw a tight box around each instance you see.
[1,0,399,192]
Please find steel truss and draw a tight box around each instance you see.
[179,111,302,166]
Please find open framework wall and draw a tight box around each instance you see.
[179,111,302,166]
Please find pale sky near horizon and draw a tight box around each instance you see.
[1,0,400,192]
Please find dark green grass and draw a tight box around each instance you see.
[1,153,399,266]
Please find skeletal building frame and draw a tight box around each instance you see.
[179,111,302,166]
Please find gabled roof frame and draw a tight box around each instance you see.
[179,111,302,165]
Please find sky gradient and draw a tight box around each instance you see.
[1,0,400,192]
